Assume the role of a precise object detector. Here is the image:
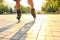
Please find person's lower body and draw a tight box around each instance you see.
[17,9,21,23]
[31,8,36,20]
[27,0,36,20]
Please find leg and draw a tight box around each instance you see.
[15,0,21,23]
[27,0,36,20]
[17,9,21,23]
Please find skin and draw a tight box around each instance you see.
[15,0,21,10]
[15,0,34,10]
[27,0,34,9]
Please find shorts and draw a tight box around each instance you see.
[14,0,21,1]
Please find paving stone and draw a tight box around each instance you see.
[39,31,53,36]
[0,29,7,32]
[0,34,6,38]
[53,32,60,37]
[37,36,45,40]
[45,36,54,40]
[54,37,60,40]
[22,33,37,38]
[0,22,17,32]
[19,36,26,40]
[4,32,16,39]
[0,38,10,40]
[19,36,36,40]
[11,33,22,40]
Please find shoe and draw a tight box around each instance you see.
[31,8,36,20]
[17,9,21,23]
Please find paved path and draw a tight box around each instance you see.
[0,14,60,40]
[37,14,60,40]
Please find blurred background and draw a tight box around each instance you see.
[0,0,60,14]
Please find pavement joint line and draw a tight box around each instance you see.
[0,22,17,32]
[52,31,57,40]
[36,17,45,40]
[11,20,35,40]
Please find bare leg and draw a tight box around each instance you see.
[15,0,21,23]
[27,0,36,20]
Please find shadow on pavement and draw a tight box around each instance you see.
[11,20,35,40]
[0,22,17,32]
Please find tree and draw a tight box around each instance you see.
[10,8,13,13]
[0,4,4,14]
[0,0,4,14]
[4,6,9,12]
[42,0,60,13]
[0,0,3,2]
[0,0,3,5]
[0,0,9,14]
[21,5,30,13]
[0,5,9,14]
